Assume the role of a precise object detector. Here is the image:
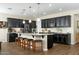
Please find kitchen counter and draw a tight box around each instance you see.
[18,33,54,51]
[16,32,71,51]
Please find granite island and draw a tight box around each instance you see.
[18,33,54,51]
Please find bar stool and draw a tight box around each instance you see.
[33,40,43,51]
[21,38,26,48]
[15,37,20,45]
[27,39,33,50]
[19,37,24,48]
[23,38,29,49]
[15,37,19,45]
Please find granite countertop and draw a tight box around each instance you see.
[18,32,54,35]
[9,32,70,35]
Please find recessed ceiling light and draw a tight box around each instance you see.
[29,19,32,23]
[23,13,26,15]
[43,12,46,15]
[33,9,35,12]
[59,8,62,11]
[49,4,52,7]
[8,8,12,10]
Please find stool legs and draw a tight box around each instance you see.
[24,39,28,49]
[27,39,33,50]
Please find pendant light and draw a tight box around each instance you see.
[29,19,32,23]
[37,3,41,21]
[29,6,32,23]
[23,20,25,24]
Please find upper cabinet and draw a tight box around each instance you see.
[31,21,36,28]
[41,19,48,28]
[47,18,56,28]
[19,20,24,28]
[41,15,71,28]
[8,18,24,28]
[25,21,36,33]
[8,18,36,28]
[56,16,71,27]
[8,18,36,33]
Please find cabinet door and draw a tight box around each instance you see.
[48,18,55,28]
[31,21,36,28]
[65,16,71,27]
[11,19,19,28]
[41,20,44,28]
[47,35,53,49]
[24,23,30,32]
[60,17,65,27]
[24,20,31,32]
[56,17,61,27]
[41,19,47,28]
[19,20,24,28]
[56,16,71,27]
[8,18,20,28]
[56,17,65,27]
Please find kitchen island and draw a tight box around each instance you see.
[18,33,54,51]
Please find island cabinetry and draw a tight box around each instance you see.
[47,35,53,49]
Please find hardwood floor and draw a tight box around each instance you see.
[1,42,79,55]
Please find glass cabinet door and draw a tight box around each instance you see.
[48,18,55,28]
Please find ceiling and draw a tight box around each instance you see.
[0,3,79,19]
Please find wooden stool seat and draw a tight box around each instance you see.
[27,39,33,50]
[19,37,24,47]
[23,38,29,49]
[15,37,21,46]
[15,37,19,45]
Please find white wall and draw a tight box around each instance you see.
[0,28,8,42]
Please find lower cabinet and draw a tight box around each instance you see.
[53,34,71,45]
[47,35,53,49]
[47,34,71,49]
[9,33,18,42]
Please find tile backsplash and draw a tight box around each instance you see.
[9,28,23,33]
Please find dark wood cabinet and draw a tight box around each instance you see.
[23,20,36,33]
[47,18,56,28]
[53,34,71,45]
[8,18,24,28]
[41,15,71,28]
[8,18,36,33]
[41,19,48,28]
[23,20,30,32]
[47,35,53,49]
[8,18,36,28]
[19,20,24,28]
[8,33,18,42]
[56,16,71,27]
[31,21,36,28]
